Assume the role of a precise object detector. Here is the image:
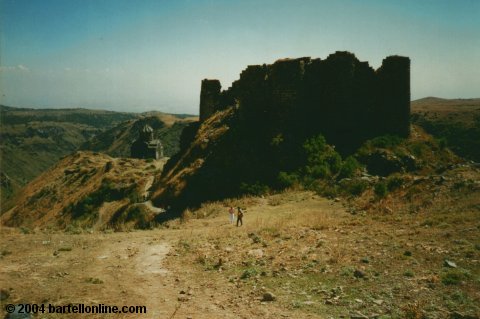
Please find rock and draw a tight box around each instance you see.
[360,257,369,264]
[354,270,366,279]
[444,259,457,268]
[248,249,264,258]
[350,313,369,319]
[362,150,404,176]
[261,292,276,302]
[372,299,384,305]
[248,233,262,244]
[53,250,59,256]
[177,295,189,302]
[0,289,9,301]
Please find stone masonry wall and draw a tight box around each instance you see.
[199,79,221,122]
[198,52,410,149]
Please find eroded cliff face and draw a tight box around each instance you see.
[153,52,410,211]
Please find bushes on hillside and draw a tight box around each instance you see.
[302,135,342,178]
[275,134,365,196]
[67,179,141,221]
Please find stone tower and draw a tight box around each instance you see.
[199,79,221,122]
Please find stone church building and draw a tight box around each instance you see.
[130,124,164,159]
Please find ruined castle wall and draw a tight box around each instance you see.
[376,56,411,137]
[199,52,410,149]
[237,65,270,122]
[199,79,221,122]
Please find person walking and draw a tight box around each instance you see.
[236,207,244,227]
[228,206,235,224]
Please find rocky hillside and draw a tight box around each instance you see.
[411,97,480,162]
[0,106,136,202]
[0,151,167,230]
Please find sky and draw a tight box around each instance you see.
[1,0,479,114]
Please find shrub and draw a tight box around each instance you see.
[277,171,299,188]
[338,156,362,179]
[374,182,388,198]
[304,163,330,179]
[306,180,338,198]
[441,269,471,285]
[404,269,415,277]
[368,135,404,148]
[302,135,342,178]
[240,182,269,196]
[408,142,428,157]
[387,174,405,191]
[240,267,258,279]
[437,137,448,149]
[341,179,368,196]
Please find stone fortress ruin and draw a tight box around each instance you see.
[199,51,410,150]
[130,124,164,159]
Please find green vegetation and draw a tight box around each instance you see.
[303,135,342,178]
[441,269,472,285]
[340,179,368,196]
[366,135,404,148]
[67,179,139,222]
[275,135,364,197]
[240,182,270,196]
[412,113,480,162]
[110,204,155,230]
[374,182,388,198]
[386,174,405,191]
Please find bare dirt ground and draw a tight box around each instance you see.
[1,191,479,319]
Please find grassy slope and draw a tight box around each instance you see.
[0,151,166,228]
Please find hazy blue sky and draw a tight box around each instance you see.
[1,0,479,114]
